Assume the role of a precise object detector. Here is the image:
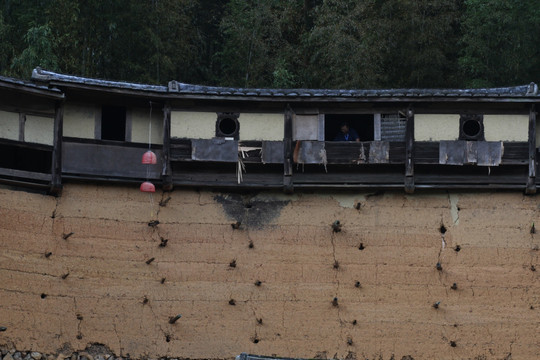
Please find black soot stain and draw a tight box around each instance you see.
[214,193,290,229]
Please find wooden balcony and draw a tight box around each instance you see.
[62,137,162,183]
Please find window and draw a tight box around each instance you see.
[379,112,407,141]
[101,105,126,141]
[459,114,484,141]
[324,114,374,141]
[216,113,240,139]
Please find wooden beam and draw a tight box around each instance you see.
[50,100,64,195]
[404,107,415,193]
[18,113,25,141]
[161,103,173,190]
[125,108,132,142]
[526,104,536,194]
[283,105,294,193]
[0,167,51,182]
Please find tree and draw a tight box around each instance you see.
[459,0,540,87]
[219,0,307,88]
[10,24,59,78]
[306,0,462,89]
[0,10,14,74]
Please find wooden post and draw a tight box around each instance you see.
[404,106,415,193]
[283,105,294,193]
[162,103,173,191]
[50,100,64,195]
[526,104,536,194]
[18,113,26,141]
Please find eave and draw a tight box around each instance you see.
[0,75,64,100]
[31,68,539,104]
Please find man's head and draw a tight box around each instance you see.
[340,122,350,134]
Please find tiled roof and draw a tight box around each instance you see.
[32,68,538,100]
[168,81,538,98]
[32,68,168,93]
[0,74,64,98]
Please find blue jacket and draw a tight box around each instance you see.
[334,128,360,141]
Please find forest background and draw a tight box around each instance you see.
[1,0,539,89]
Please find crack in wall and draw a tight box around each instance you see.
[330,230,344,355]
[447,192,460,226]
[112,317,123,356]
[73,298,83,340]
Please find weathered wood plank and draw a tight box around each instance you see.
[415,164,527,184]
[162,104,173,190]
[62,142,162,179]
[368,141,389,163]
[477,141,503,166]
[296,141,326,164]
[404,107,414,193]
[526,105,536,193]
[293,171,404,184]
[283,106,293,192]
[324,141,390,164]
[0,137,51,152]
[261,141,283,164]
[50,100,64,195]
[62,136,162,148]
[170,139,191,161]
[0,167,51,182]
[440,141,465,165]
[191,138,238,162]
[418,141,527,165]
[172,170,282,188]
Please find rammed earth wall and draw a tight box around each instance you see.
[0,184,539,360]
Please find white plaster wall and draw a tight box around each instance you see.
[484,115,528,141]
[293,114,318,140]
[131,108,163,144]
[25,115,54,145]
[63,104,96,139]
[0,110,20,141]
[239,113,284,141]
[171,111,216,139]
[415,114,460,141]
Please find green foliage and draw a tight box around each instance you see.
[306,0,462,88]
[0,0,538,88]
[0,11,14,74]
[10,24,59,78]
[219,0,302,87]
[459,0,540,87]
[272,59,297,88]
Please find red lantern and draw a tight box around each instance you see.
[140,181,156,193]
[142,150,157,165]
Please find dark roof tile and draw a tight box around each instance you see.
[31,68,539,101]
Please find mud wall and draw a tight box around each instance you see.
[0,185,539,360]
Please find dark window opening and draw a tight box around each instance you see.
[216,113,240,139]
[325,114,374,141]
[218,117,237,136]
[0,143,52,174]
[101,105,126,141]
[462,119,481,137]
[459,114,484,141]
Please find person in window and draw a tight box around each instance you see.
[334,122,360,141]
